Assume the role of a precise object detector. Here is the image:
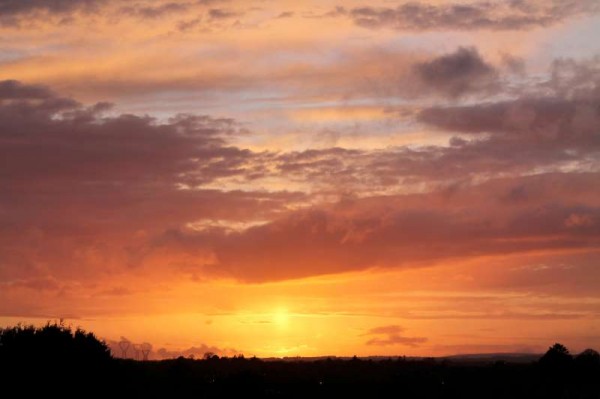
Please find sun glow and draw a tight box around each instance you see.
[272,308,290,327]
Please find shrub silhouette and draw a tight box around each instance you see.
[0,322,111,363]
[0,322,112,392]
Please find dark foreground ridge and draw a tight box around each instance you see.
[1,323,599,398]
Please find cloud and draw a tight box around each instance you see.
[419,97,600,139]
[0,0,105,25]
[1,71,599,285]
[154,344,239,359]
[208,8,241,20]
[0,0,237,26]
[119,2,191,19]
[364,325,427,347]
[276,11,294,19]
[564,213,595,228]
[415,70,600,173]
[414,47,498,98]
[197,0,229,5]
[346,0,600,31]
[178,173,600,282]
[3,41,507,104]
[0,276,61,291]
[269,79,599,189]
[175,5,243,31]
[0,98,247,188]
[409,56,600,176]
[0,0,103,15]
[0,80,55,99]
[106,336,239,360]
[0,80,304,283]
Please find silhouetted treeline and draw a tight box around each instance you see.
[0,322,112,390]
[1,325,599,398]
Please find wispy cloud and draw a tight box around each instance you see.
[363,325,427,347]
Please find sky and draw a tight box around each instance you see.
[1,0,599,359]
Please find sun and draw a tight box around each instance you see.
[272,307,290,326]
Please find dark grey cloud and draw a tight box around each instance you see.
[276,11,294,19]
[208,8,240,20]
[177,16,202,31]
[0,0,103,14]
[501,53,526,75]
[0,80,55,99]
[346,0,600,31]
[419,97,600,140]
[197,0,229,5]
[0,0,104,25]
[0,80,254,189]
[414,47,498,98]
[0,0,233,26]
[119,2,191,19]
[116,0,233,20]
[417,57,600,143]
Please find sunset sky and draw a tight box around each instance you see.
[1,0,600,359]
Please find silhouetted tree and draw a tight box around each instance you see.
[574,348,600,381]
[540,343,572,367]
[0,322,111,363]
[0,322,113,394]
[538,342,574,395]
[575,348,600,366]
